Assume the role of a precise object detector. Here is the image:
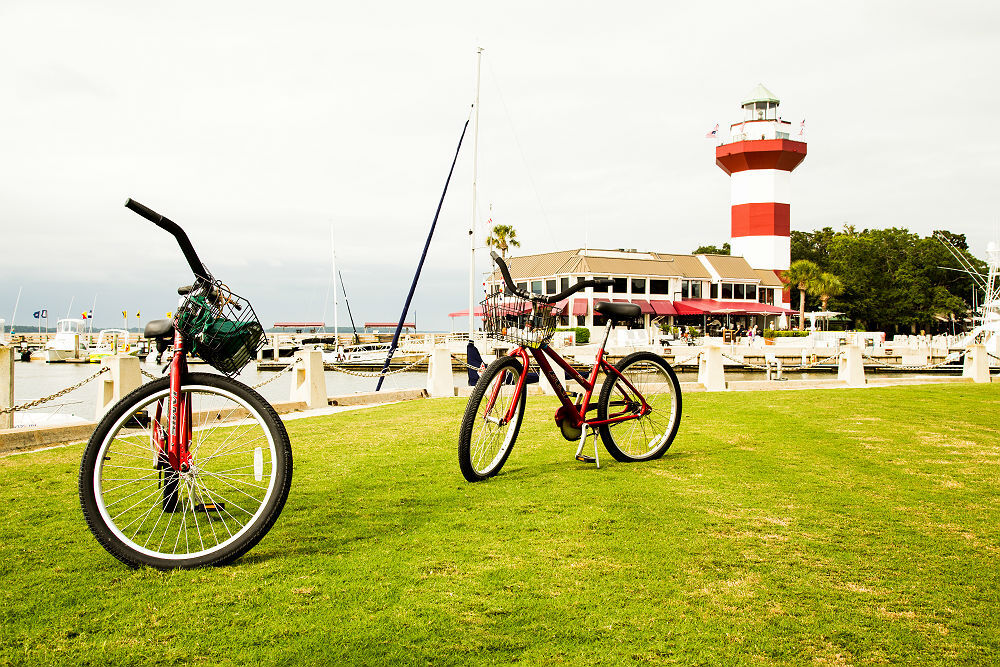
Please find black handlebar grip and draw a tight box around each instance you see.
[490,251,535,300]
[125,198,211,281]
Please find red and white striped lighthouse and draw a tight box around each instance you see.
[715,84,806,305]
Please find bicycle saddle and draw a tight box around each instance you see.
[144,319,174,340]
[594,301,641,321]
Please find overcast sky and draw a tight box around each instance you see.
[2,1,998,331]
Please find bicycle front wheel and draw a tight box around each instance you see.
[597,351,681,462]
[458,356,527,482]
[79,373,292,569]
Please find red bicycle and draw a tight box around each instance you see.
[458,252,682,482]
[78,199,292,568]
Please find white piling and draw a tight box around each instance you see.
[290,348,327,409]
[698,344,726,392]
[837,344,866,387]
[1,347,13,429]
[962,344,990,383]
[427,346,456,398]
[96,355,142,419]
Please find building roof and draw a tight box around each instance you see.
[754,269,784,287]
[700,254,761,281]
[742,83,779,106]
[491,249,772,283]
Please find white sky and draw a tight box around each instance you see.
[2,1,998,331]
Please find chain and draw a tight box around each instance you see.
[861,352,964,371]
[669,353,702,366]
[141,367,162,381]
[323,353,432,378]
[719,350,841,371]
[252,359,298,389]
[1,366,109,414]
[451,354,483,372]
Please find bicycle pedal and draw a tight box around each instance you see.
[195,502,226,518]
[575,454,597,463]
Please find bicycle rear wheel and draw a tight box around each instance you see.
[458,356,527,482]
[597,351,681,462]
[79,373,292,569]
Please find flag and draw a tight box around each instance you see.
[704,123,719,138]
[41,309,47,318]
[166,311,172,318]
[88,310,93,319]
[81,311,88,320]
[136,311,140,319]
[799,119,806,136]
[122,310,127,319]
[33,311,39,319]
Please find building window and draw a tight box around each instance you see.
[531,280,543,295]
[734,283,745,299]
[746,284,757,300]
[560,277,569,292]
[631,278,646,294]
[576,315,586,326]
[721,283,733,299]
[710,283,718,299]
[680,280,690,299]
[650,279,670,295]
[546,279,557,295]
[613,277,628,293]
[558,315,569,327]
[691,281,702,298]
[593,277,609,293]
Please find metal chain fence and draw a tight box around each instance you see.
[0,366,109,415]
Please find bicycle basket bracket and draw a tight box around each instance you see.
[481,291,557,349]
[174,280,267,376]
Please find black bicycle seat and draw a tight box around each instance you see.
[144,319,174,340]
[594,301,641,320]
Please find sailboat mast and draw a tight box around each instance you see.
[331,228,339,348]
[469,46,483,342]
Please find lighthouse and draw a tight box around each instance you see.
[715,84,806,304]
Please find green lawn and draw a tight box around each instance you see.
[2,383,999,665]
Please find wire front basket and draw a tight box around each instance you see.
[174,279,267,376]
[481,291,557,349]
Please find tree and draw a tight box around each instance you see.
[485,224,520,259]
[781,259,821,330]
[810,272,843,311]
[693,242,730,255]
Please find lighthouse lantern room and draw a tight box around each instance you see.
[716,84,806,306]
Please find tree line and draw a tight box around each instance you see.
[695,227,986,333]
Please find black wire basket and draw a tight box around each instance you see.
[174,279,267,376]
[481,291,557,349]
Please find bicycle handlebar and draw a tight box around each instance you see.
[125,198,211,281]
[490,251,613,304]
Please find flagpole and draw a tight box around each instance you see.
[469,46,483,343]
[10,287,21,333]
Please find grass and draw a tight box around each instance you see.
[1,383,999,665]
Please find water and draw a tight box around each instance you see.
[10,359,450,422]
[10,359,962,423]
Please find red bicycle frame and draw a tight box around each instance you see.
[482,323,652,430]
[152,328,192,473]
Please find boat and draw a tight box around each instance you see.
[322,342,392,365]
[88,328,134,363]
[35,318,89,362]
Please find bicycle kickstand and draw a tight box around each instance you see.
[574,425,600,468]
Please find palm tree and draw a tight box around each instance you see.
[781,259,821,330]
[485,224,520,259]
[810,272,843,312]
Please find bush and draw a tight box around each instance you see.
[557,327,590,344]
[763,329,811,338]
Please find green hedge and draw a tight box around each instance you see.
[556,327,590,344]
[763,329,811,338]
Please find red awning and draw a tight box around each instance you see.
[673,300,713,315]
[447,307,485,318]
[572,299,589,316]
[649,300,677,316]
[552,299,569,315]
[631,299,655,315]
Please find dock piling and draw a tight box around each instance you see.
[838,344,866,387]
[962,344,990,383]
[698,345,726,392]
[426,346,456,398]
[291,348,327,409]
[96,355,141,419]
[1,347,13,429]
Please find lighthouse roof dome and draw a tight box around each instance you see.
[742,83,780,107]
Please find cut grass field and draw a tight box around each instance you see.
[1,383,999,665]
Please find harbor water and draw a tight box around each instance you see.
[8,359,963,425]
